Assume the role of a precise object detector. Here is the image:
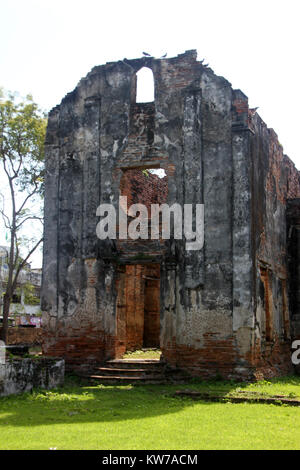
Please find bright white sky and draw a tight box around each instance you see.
[1,0,300,267]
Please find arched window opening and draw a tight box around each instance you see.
[136,67,155,103]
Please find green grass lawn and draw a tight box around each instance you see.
[122,349,161,360]
[1,375,300,450]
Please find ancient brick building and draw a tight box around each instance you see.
[42,50,300,380]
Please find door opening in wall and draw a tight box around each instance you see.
[116,263,161,360]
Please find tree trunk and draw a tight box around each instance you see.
[1,221,16,344]
[1,293,10,343]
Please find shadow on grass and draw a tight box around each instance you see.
[0,374,248,427]
[0,374,299,428]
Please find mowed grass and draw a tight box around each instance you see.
[1,375,300,450]
[122,349,161,360]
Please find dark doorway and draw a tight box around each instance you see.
[143,264,160,348]
[116,263,160,356]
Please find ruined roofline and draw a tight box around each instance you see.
[249,108,299,173]
[232,88,298,171]
[94,49,198,71]
[48,49,232,116]
[283,154,300,176]
[47,51,298,173]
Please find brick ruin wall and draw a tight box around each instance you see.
[42,50,300,379]
[248,104,300,379]
[0,327,43,346]
[120,169,168,210]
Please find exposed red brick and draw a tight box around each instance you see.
[0,327,43,346]
[115,263,160,353]
[120,169,168,212]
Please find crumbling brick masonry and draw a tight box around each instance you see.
[42,50,300,380]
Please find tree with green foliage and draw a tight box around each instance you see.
[0,90,46,342]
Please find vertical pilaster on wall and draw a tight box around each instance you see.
[42,108,60,323]
[160,261,177,351]
[57,119,83,318]
[232,90,254,332]
[183,91,204,288]
[82,96,101,258]
[98,73,131,260]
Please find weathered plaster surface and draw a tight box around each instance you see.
[42,51,300,379]
[0,358,64,396]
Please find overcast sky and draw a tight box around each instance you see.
[1,0,300,267]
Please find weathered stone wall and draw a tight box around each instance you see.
[0,358,64,396]
[42,50,300,379]
[249,109,300,378]
[160,57,237,378]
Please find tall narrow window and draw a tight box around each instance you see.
[136,67,155,103]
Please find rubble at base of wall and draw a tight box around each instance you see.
[0,357,65,397]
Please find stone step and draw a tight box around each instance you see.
[78,357,189,384]
[85,374,188,385]
[106,359,165,370]
[94,367,162,376]
[88,374,166,384]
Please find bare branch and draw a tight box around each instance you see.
[0,209,11,229]
[0,192,11,229]
[12,238,43,292]
[16,181,39,216]
[16,215,43,230]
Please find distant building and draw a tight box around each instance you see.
[0,246,42,327]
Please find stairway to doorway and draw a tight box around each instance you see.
[81,349,189,385]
